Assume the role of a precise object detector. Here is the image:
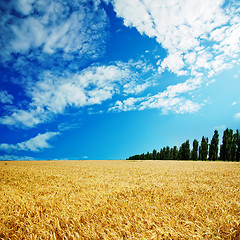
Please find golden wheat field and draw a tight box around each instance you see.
[0,160,240,240]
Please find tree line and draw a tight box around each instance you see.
[127,128,240,161]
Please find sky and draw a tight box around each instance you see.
[0,0,240,160]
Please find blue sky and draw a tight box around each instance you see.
[0,0,240,160]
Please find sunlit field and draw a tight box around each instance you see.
[0,160,239,239]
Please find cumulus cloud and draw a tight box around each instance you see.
[0,131,60,152]
[158,52,186,76]
[110,0,240,78]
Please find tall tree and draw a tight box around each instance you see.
[198,145,202,160]
[231,131,238,161]
[220,128,233,161]
[185,140,190,160]
[236,130,240,162]
[166,146,170,160]
[153,149,157,160]
[178,144,184,160]
[159,148,163,160]
[209,130,219,161]
[179,140,190,160]
[170,148,174,160]
[127,128,240,162]
[191,139,199,160]
[200,136,208,160]
[162,147,167,160]
[173,146,178,160]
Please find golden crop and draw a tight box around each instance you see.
[0,160,239,239]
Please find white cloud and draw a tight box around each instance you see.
[1,0,239,129]
[0,155,36,161]
[0,131,60,152]
[0,0,108,62]
[214,124,226,130]
[110,77,202,114]
[232,101,240,106]
[30,62,149,113]
[0,90,14,104]
[58,122,82,132]
[110,0,240,79]
[184,52,197,65]
[234,112,240,119]
[16,0,35,15]
[0,60,156,128]
[111,0,228,50]
[105,1,240,116]
[0,108,47,128]
[123,81,153,94]
[109,97,143,112]
[158,52,186,76]
[206,79,216,86]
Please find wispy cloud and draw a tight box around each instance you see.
[0,90,14,104]
[0,0,108,63]
[0,60,156,128]
[214,124,227,130]
[0,0,114,129]
[110,77,203,114]
[0,155,36,161]
[234,112,240,119]
[0,131,60,152]
[1,0,240,132]
[58,122,82,132]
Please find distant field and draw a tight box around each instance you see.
[0,160,240,239]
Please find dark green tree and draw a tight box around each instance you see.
[173,146,178,160]
[161,147,167,160]
[166,146,170,160]
[153,149,157,160]
[220,128,233,161]
[209,130,219,161]
[236,130,240,162]
[200,136,208,160]
[178,145,184,160]
[198,145,202,160]
[159,148,163,160]
[185,140,190,160]
[191,139,199,160]
[179,140,190,160]
[127,128,240,162]
[170,148,174,160]
[231,131,238,161]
